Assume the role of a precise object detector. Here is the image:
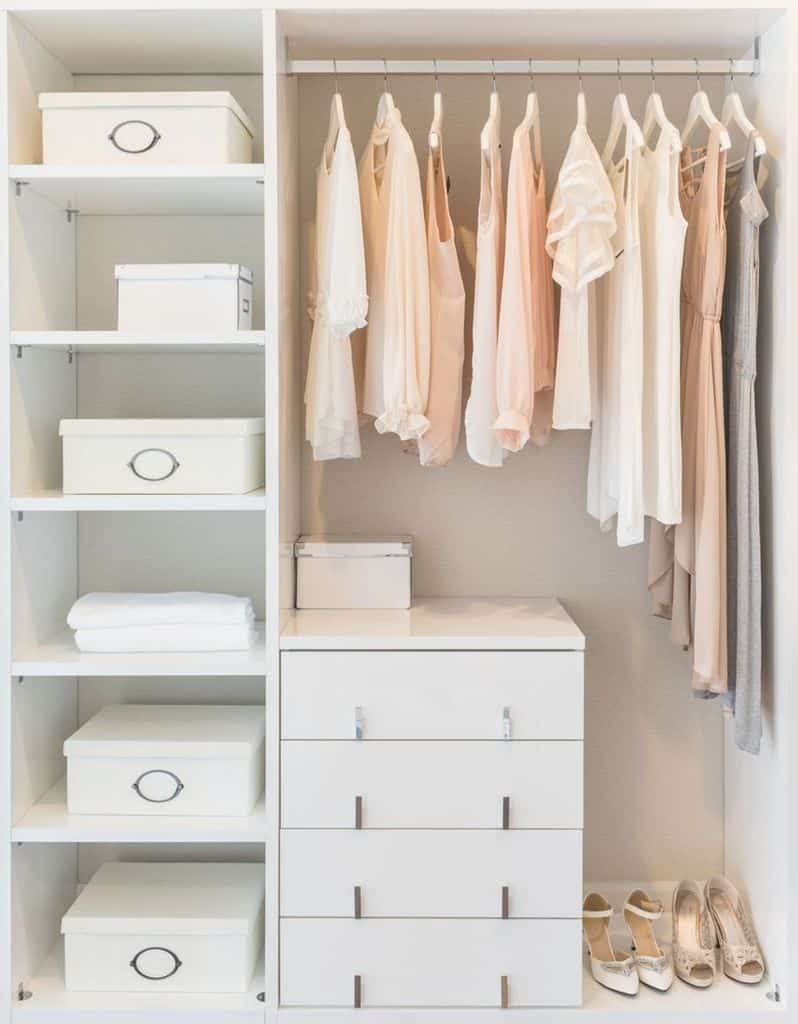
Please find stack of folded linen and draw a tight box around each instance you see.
[67,592,256,653]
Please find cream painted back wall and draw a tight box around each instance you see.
[298,72,759,880]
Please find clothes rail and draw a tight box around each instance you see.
[288,58,759,76]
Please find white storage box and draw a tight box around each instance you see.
[64,704,265,817]
[62,862,264,993]
[59,417,265,495]
[39,91,254,164]
[115,263,253,333]
[295,536,413,610]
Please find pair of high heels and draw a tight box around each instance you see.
[673,876,765,988]
[583,889,674,996]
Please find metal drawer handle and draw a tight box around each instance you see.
[354,795,363,830]
[130,946,183,981]
[503,706,512,741]
[354,974,362,1008]
[132,769,184,803]
[354,706,364,741]
[128,447,181,482]
[354,885,362,919]
[109,119,162,154]
[501,885,509,919]
[502,795,510,830]
[501,975,509,1009]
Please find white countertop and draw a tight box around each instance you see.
[280,597,584,651]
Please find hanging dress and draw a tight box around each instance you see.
[304,94,368,461]
[546,95,616,431]
[722,134,768,752]
[418,118,466,468]
[359,97,430,441]
[465,95,506,467]
[587,126,645,546]
[494,100,557,451]
[640,125,688,525]
[648,124,728,694]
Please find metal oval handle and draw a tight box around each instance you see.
[131,769,184,803]
[108,119,162,154]
[127,448,180,482]
[130,946,183,981]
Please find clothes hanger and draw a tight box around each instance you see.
[519,59,542,169]
[643,58,679,149]
[429,59,443,152]
[721,58,766,157]
[602,59,645,168]
[576,58,587,128]
[323,59,346,159]
[681,58,731,152]
[376,57,395,126]
[480,58,500,153]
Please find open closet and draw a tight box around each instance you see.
[1,3,795,1024]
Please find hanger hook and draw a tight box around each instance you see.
[650,57,656,94]
[729,56,735,91]
[577,57,583,92]
[433,57,439,89]
[382,57,389,93]
[528,58,535,88]
[490,57,496,91]
[617,57,622,91]
[332,57,340,94]
[695,57,701,91]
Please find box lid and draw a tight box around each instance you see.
[38,90,255,138]
[296,535,413,558]
[59,417,265,438]
[114,262,253,284]
[61,862,264,936]
[63,705,265,759]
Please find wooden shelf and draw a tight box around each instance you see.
[12,622,267,677]
[13,941,264,1022]
[11,489,266,513]
[12,777,267,844]
[10,330,266,355]
[10,165,265,216]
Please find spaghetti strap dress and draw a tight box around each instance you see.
[648,123,728,694]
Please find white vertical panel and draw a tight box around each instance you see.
[10,185,76,331]
[11,349,76,495]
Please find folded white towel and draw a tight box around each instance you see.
[67,592,255,630]
[74,623,255,653]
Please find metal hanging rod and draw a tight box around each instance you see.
[288,58,759,77]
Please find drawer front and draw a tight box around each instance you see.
[280,829,582,918]
[281,741,582,828]
[282,651,583,739]
[280,918,582,1007]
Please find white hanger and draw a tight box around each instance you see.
[519,60,542,168]
[721,59,766,157]
[576,58,587,128]
[681,59,731,151]
[480,59,500,153]
[376,57,395,127]
[643,59,680,149]
[429,60,443,152]
[602,60,644,168]
[323,61,346,159]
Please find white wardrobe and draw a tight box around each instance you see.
[1,3,795,1024]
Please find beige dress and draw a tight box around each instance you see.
[494,107,556,452]
[649,124,728,694]
[418,125,466,468]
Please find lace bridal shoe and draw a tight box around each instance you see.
[623,889,674,991]
[705,876,765,984]
[583,892,639,996]
[672,881,716,988]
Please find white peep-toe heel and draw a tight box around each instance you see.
[623,889,674,991]
[705,876,765,984]
[583,892,639,996]
[672,880,716,988]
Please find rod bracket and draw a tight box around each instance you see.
[14,180,29,198]
[17,982,32,1002]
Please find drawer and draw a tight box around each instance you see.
[282,651,583,739]
[280,918,582,1007]
[280,829,582,918]
[281,741,583,828]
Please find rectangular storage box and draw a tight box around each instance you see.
[59,417,265,495]
[115,263,253,333]
[39,91,254,164]
[62,862,264,993]
[64,704,265,817]
[295,536,412,610]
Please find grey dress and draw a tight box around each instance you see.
[722,135,768,754]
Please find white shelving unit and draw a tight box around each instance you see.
[1,3,795,1024]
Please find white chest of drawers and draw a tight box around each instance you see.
[279,598,585,1011]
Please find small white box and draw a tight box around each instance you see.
[39,91,254,164]
[62,862,264,993]
[64,704,265,817]
[59,417,265,495]
[115,263,253,333]
[295,536,413,610]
